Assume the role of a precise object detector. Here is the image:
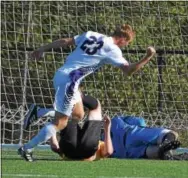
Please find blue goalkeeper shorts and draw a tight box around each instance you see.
[111,116,170,158]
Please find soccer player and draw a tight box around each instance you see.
[109,116,181,160]
[18,24,156,161]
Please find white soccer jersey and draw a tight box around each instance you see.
[58,31,129,76]
[54,31,129,115]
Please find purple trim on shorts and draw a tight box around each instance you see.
[63,66,99,112]
[63,68,88,110]
[68,69,85,92]
[67,66,97,94]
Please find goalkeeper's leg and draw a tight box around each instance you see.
[146,131,181,159]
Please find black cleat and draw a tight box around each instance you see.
[18,147,34,162]
[159,140,181,160]
[24,104,37,130]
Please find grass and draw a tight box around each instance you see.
[1,149,188,178]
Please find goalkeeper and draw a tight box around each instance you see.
[18,24,156,162]
[108,115,180,160]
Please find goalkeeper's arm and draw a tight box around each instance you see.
[120,46,156,76]
[101,115,113,157]
[30,38,74,60]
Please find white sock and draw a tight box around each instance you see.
[24,122,57,151]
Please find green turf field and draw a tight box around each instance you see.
[1,149,188,178]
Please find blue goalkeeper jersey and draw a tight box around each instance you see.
[110,116,136,158]
[110,116,167,158]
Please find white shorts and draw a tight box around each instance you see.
[53,70,82,116]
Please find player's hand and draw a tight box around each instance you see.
[146,46,156,58]
[29,49,44,60]
[103,115,111,130]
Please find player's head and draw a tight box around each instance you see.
[112,24,135,47]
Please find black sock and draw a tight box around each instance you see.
[82,94,98,110]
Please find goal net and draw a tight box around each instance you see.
[1,1,188,146]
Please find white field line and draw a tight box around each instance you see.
[98,177,159,178]
[2,174,59,178]
[2,174,162,178]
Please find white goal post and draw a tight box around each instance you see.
[1,1,188,147]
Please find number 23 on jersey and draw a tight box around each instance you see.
[80,36,104,55]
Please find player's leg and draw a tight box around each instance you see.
[146,140,181,160]
[127,127,170,147]
[23,104,55,130]
[71,100,85,120]
[78,100,103,159]
[46,74,87,158]
[70,93,99,121]
[18,85,68,161]
[125,127,174,158]
[145,145,161,159]
[49,134,60,154]
[58,119,79,159]
[145,129,180,159]
[157,130,179,144]
[18,72,78,161]
[36,93,98,119]
[57,99,100,160]
[23,93,98,131]
[24,104,38,130]
[22,102,83,132]
[24,105,55,130]
[37,108,55,118]
[18,121,57,162]
[156,130,180,159]
[82,93,98,110]
[51,88,84,130]
[52,94,99,159]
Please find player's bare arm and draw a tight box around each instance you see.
[101,115,113,157]
[30,38,75,60]
[120,46,156,76]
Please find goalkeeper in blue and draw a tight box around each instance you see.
[23,102,180,160]
[109,116,180,160]
[18,24,156,162]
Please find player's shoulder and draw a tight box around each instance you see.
[85,31,106,38]
[107,43,122,56]
[109,43,121,52]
